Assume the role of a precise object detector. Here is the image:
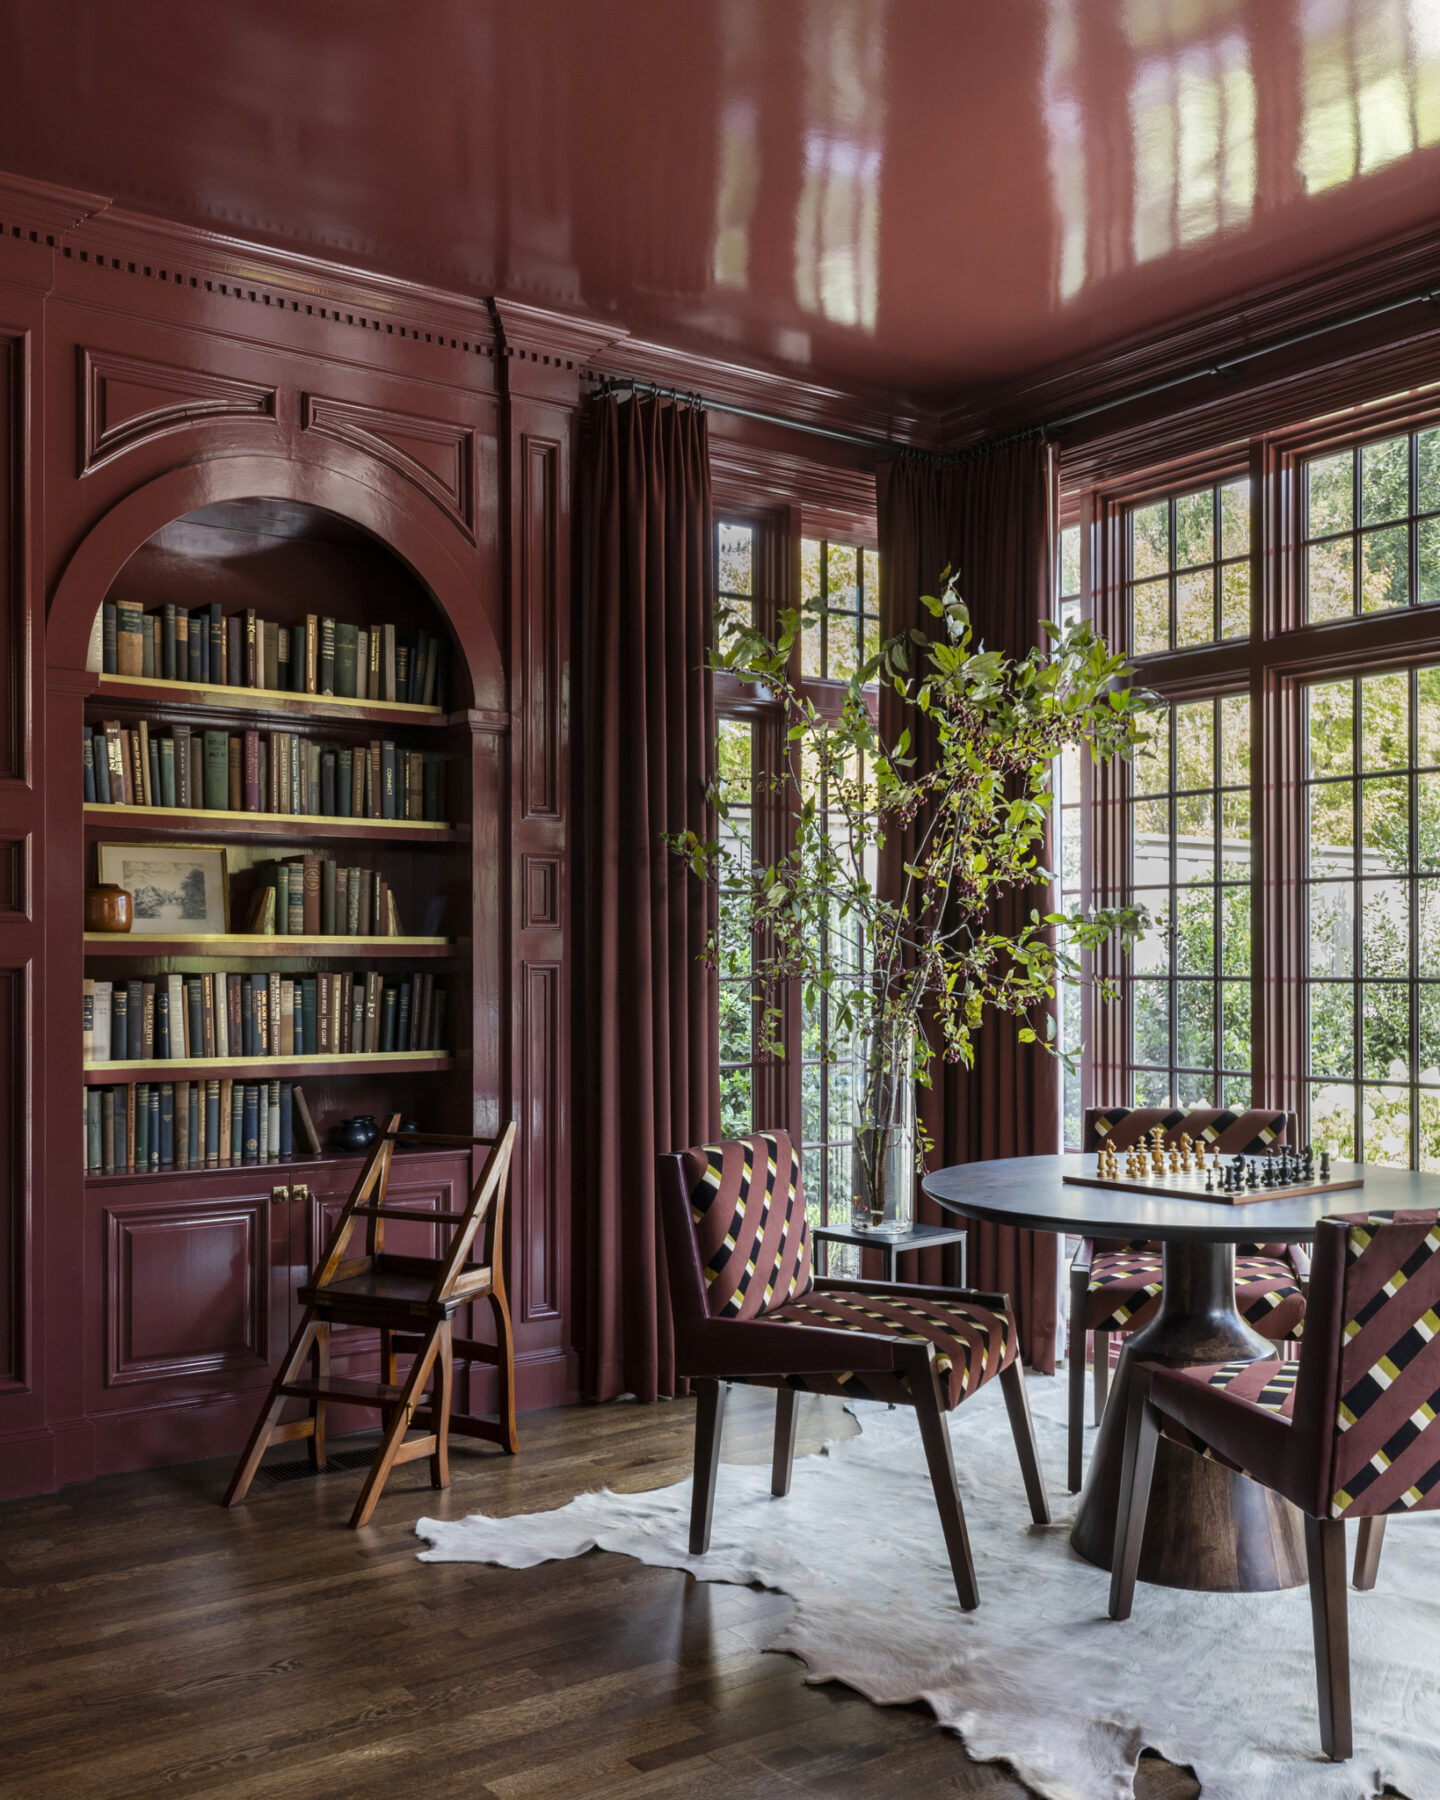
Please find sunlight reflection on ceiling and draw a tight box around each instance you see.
[793,0,882,334]
[1298,0,1440,192]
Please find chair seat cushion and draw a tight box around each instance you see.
[1084,1250,1305,1340]
[747,1287,1016,1410]
[1158,1358,1299,1479]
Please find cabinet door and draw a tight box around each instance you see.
[87,1172,293,1468]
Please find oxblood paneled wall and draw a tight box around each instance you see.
[0,173,883,1500]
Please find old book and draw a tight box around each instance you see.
[156,734,175,808]
[209,603,224,684]
[172,723,191,807]
[302,852,322,936]
[286,860,305,935]
[227,613,243,688]
[124,728,142,808]
[304,612,319,693]
[213,972,228,1058]
[267,1081,282,1158]
[101,600,118,674]
[189,736,204,812]
[82,727,100,805]
[124,1082,137,1173]
[355,627,370,700]
[230,1081,245,1163]
[188,1083,201,1167]
[228,735,242,811]
[387,890,404,936]
[380,740,397,819]
[123,979,143,1059]
[380,622,397,702]
[141,982,156,1059]
[174,609,189,680]
[111,983,130,1062]
[86,1089,102,1173]
[334,621,357,698]
[306,740,320,816]
[299,977,317,1057]
[367,625,382,701]
[380,981,397,1052]
[148,1084,161,1173]
[219,1079,232,1165]
[201,973,216,1058]
[278,623,293,693]
[243,729,261,812]
[292,1084,322,1156]
[356,870,372,937]
[376,878,389,937]
[185,978,203,1062]
[417,972,434,1051]
[395,642,409,703]
[187,608,205,683]
[115,599,146,675]
[141,615,155,679]
[135,718,152,806]
[348,976,364,1053]
[147,733,162,811]
[167,974,186,1057]
[241,1083,259,1164]
[203,730,230,811]
[83,980,95,1061]
[101,1086,116,1173]
[395,978,411,1052]
[368,740,381,819]
[135,1082,150,1172]
[279,978,295,1056]
[268,972,282,1054]
[263,619,280,691]
[245,609,259,687]
[154,980,171,1059]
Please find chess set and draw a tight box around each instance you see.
[1064,1126,1364,1206]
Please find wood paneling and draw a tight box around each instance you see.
[520,434,561,819]
[300,393,477,540]
[81,346,277,472]
[104,1195,269,1385]
[520,961,560,1324]
[0,967,22,1388]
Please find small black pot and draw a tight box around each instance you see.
[337,1114,379,1154]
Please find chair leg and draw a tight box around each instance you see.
[379,1327,397,1388]
[1067,1319,1086,1494]
[1305,1514,1353,1762]
[1093,1331,1111,1424]
[307,1322,330,1472]
[349,1323,445,1530]
[999,1360,1050,1524]
[1353,1515,1386,1591]
[489,1288,519,1455]
[1109,1375,1161,1621]
[430,1322,453,1491]
[222,1313,323,1507]
[912,1362,980,1611]
[689,1379,728,1555]
[771,1386,799,1498]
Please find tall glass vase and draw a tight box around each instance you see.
[850,1023,916,1236]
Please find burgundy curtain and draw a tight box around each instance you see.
[877,441,1061,1372]
[581,395,718,1401]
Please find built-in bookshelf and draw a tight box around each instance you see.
[82,497,476,1182]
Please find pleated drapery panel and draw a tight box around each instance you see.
[877,441,1061,1372]
[582,395,718,1401]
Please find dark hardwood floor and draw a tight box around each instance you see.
[0,1388,1203,1799]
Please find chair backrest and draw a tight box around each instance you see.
[1085,1105,1292,1153]
[309,1114,517,1305]
[1294,1208,1440,1520]
[659,1129,814,1327]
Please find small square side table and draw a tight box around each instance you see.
[809,1218,969,1286]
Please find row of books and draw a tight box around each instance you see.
[84,971,448,1062]
[243,856,436,937]
[83,722,448,822]
[96,599,450,708]
[85,1078,323,1175]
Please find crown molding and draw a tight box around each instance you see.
[939,218,1440,465]
[709,432,877,540]
[0,171,108,241]
[582,326,941,450]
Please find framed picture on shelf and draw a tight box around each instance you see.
[96,843,230,935]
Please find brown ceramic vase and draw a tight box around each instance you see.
[85,883,133,932]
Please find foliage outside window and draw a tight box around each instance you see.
[1129,477,1250,653]
[1056,524,1085,1146]
[1304,428,1440,622]
[1305,666,1440,1168]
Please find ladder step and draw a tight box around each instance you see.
[278,1376,409,1404]
[352,1205,475,1222]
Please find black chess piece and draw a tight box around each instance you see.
[1319,1149,1330,1182]
[1205,1167,1214,1193]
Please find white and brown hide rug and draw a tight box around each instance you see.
[415,1373,1439,1800]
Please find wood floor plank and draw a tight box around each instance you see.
[0,1386,1199,1800]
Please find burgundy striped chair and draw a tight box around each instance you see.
[1067,1106,1309,1491]
[1111,1207,1440,1761]
[656,1129,1050,1611]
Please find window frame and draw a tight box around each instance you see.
[1080,392,1440,1169]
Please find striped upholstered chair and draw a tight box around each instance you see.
[656,1129,1050,1611]
[1067,1106,1309,1491]
[1111,1207,1440,1761]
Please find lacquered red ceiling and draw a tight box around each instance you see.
[2,0,1439,404]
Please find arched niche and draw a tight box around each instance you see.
[46,455,504,712]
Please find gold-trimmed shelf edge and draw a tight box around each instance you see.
[84,803,457,832]
[93,672,445,718]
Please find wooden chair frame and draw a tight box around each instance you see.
[224,1114,518,1527]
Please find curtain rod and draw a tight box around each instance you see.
[593,281,1440,461]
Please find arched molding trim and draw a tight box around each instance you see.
[45,453,504,712]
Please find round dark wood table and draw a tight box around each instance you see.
[922,1153,1427,1594]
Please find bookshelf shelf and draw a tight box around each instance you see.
[84,1051,455,1085]
[90,673,450,727]
[81,1143,461,1187]
[83,934,456,957]
[83,803,464,844]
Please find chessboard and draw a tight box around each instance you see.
[1064,1154,1364,1207]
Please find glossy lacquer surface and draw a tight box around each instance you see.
[3,1,1440,395]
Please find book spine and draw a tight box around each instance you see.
[91,727,110,805]
[226,613,243,687]
[228,735,242,812]
[209,603,224,685]
[368,625,382,701]
[173,724,191,807]
[302,854,321,936]
[301,976,317,1058]
[396,978,411,1053]
[82,980,95,1061]
[86,1089,102,1174]
[202,730,229,812]
[154,984,171,1060]
[82,729,96,803]
[187,609,204,683]
[124,979,143,1059]
[125,1082,137,1173]
[102,600,118,674]
[381,982,397,1052]
[349,977,364,1054]
[140,616,155,680]
[135,1083,150,1174]
[266,620,281,691]
[185,978,202,1061]
[380,741,397,820]
[111,986,129,1062]
[212,971,228,1059]
[230,1081,245,1163]
[279,1081,294,1157]
[158,736,176,809]
[141,982,156,1060]
[205,1080,220,1168]
[115,600,145,676]
[128,728,145,808]
[243,729,261,812]
[219,1079,233,1165]
[245,610,259,688]
[320,858,336,935]
[201,973,216,1058]
[101,1087,116,1173]
[268,972,281,1054]
[305,613,319,693]
[190,736,205,811]
[279,978,295,1056]
[320,750,335,819]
